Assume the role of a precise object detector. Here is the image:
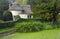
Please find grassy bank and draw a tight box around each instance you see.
[0,28,15,33]
[0,28,60,39]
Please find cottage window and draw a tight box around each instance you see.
[22,10,25,14]
[28,15,31,19]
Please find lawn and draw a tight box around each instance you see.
[0,28,60,39]
[0,28,14,33]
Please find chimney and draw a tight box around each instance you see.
[9,3,12,9]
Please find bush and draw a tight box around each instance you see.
[0,20,4,23]
[15,21,41,32]
[52,22,60,28]
[42,23,53,30]
[15,21,53,32]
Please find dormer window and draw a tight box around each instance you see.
[10,4,12,6]
[22,10,25,14]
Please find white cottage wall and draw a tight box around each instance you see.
[10,10,22,21]
[11,11,22,16]
[19,14,28,19]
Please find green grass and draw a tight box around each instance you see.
[0,28,60,39]
[0,28,15,33]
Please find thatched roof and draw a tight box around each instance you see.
[9,2,33,14]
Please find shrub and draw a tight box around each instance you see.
[15,21,41,32]
[0,20,4,23]
[43,23,53,30]
[52,22,60,28]
[15,21,54,32]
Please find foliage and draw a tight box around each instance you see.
[14,15,20,21]
[28,0,60,22]
[0,20,4,23]
[14,20,54,32]
[0,0,9,20]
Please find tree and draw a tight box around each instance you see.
[0,0,9,20]
[28,0,60,22]
[28,0,53,21]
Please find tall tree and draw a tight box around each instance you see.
[52,0,59,23]
[0,0,9,20]
[28,0,60,22]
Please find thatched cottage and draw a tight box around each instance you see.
[9,2,33,21]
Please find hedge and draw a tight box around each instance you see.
[10,19,60,32]
[15,21,54,32]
